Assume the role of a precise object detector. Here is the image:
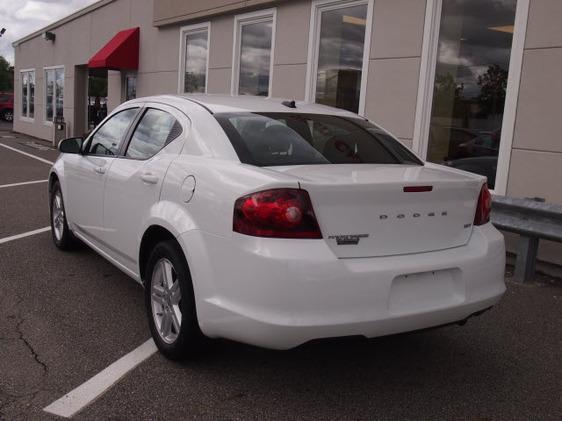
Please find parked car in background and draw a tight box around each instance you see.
[428,125,478,161]
[0,92,14,122]
[48,95,506,360]
[457,130,501,158]
[445,156,498,190]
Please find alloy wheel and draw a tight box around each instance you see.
[52,192,65,241]
[150,258,182,344]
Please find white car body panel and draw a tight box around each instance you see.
[272,164,482,258]
[178,223,504,349]
[50,94,506,350]
[64,153,112,239]
[102,103,188,273]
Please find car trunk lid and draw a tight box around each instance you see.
[268,164,483,258]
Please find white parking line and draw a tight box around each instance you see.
[43,339,157,418]
[0,227,51,245]
[0,142,54,165]
[0,179,48,189]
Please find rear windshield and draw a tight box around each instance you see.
[215,112,422,167]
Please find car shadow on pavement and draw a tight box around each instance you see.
[162,325,518,418]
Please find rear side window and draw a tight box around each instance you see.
[86,108,139,156]
[215,113,422,166]
[126,108,182,160]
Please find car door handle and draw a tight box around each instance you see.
[93,166,106,175]
[141,172,159,185]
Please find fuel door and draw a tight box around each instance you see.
[181,175,196,203]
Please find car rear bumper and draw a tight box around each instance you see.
[179,223,506,350]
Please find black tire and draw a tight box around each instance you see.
[49,181,77,250]
[2,109,13,122]
[145,240,207,360]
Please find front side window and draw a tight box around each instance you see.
[427,0,517,189]
[313,1,368,113]
[20,70,35,119]
[235,12,274,96]
[86,108,139,156]
[45,67,64,122]
[126,109,182,160]
[215,112,421,167]
[182,25,209,93]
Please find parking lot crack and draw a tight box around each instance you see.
[15,318,48,375]
[5,296,48,376]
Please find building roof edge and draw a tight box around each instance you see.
[12,0,117,47]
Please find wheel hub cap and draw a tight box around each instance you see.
[52,193,64,241]
[150,258,182,344]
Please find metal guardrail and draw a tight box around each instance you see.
[491,196,562,282]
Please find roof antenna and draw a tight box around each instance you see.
[282,100,296,109]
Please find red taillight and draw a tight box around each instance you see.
[233,188,322,239]
[474,183,492,225]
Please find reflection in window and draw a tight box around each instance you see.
[22,73,27,116]
[125,74,137,101]
[126,109,181,160]
[29,72,35,118]
[46,70,54,121]
[238,20,273,96]
[184,30,208,93]
[45,67,64,122]
[315,4,367,113]
[87,108,138,156]
[215,112,421,167]
[55,69,64,118]
[21,70,35,119]
[428,0,517,189]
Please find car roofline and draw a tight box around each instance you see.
[115,94,366,119]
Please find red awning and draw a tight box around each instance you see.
[88,27,139,71]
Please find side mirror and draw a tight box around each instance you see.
[58,137,83,154]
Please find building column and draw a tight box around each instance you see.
[107,70,123,112]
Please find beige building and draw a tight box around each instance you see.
[12,0,562,265]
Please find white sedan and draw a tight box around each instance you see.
[49,95,506,359]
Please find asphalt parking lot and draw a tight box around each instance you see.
[0,122,561,420]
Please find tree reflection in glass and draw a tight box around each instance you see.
[428,0,517,189]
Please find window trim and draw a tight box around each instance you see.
[412,0,530,195]
[230,8,277,96]
[304,0,374,116]
[177,22,211,94]
[19,68,35,122]
[43,65,65,127]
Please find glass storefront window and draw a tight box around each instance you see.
[125,74,137,101]
[21,72,28,117]
[184,30,208,93]
[28,72,35,118]
[21,70,35,119]
[427,0,517,189]
[45,67,64,122]
[88,72,108,130]
[237,20,272,96]
[55,68,64,118]
[45,70,54,121]
[315,3,367,113]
